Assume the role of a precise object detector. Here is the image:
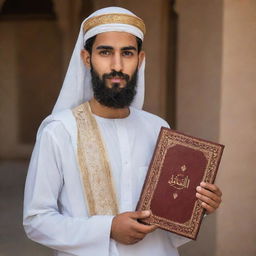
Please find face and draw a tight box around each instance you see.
[81,31,145,108]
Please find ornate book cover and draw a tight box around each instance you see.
[136,127,224,240]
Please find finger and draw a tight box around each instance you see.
[129,210,151,220]
[141,224,158,233]
[132,221,157,234]
[201,202,216,214]
[196,186,221,203]
[200,182,222,197]
[196,192,220,209]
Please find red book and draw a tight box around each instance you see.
[136,127,224,240]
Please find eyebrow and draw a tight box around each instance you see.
[96,45,113,50]
[96,45,137,51]
[121,46,137,51]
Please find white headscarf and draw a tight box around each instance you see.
[52,7,146,114]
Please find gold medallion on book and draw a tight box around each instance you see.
[136,127,224,240]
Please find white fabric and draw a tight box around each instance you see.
[23,107,190,256]
[83,24,144,44]
[83,7,144,42]
[52,7,145,114]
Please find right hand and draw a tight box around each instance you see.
[110,210,157,245]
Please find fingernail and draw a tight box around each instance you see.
[196,186,201,191]
[200,181,206,186]
[143,210,151,216]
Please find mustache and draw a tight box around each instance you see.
[90,65,138,108]
[103,70,130,81]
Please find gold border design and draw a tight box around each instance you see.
[72,102,118,216]
[83,13,146,35]
[137,128,224,239]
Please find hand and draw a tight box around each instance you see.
[196,182,222,214]
[111,211,157,245]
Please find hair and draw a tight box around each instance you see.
[90,65,138,108]
[84,34,143,54]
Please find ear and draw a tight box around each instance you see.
[138,50,145,69]
[81,49,91,68]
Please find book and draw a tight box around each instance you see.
[136,127,224,240]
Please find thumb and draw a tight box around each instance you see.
[130,210,151,220]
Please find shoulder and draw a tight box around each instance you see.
[42,120,65,136]
[131,107,170,128]
[37,109,76,141]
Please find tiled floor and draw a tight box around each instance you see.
[0,161,51,256]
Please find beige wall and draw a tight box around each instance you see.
[217,0,256,255]
[176,0,256,255]
[0,0,88,159]
[175,0,223,255]
[0,20,62,159]
[175,0,223,141]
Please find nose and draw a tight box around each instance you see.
[110,52,123,72]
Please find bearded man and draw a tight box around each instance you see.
[23,7,222,256]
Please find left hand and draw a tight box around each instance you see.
[196,182,222,214]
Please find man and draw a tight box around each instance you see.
[23,7,222,256]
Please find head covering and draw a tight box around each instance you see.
[52,6,146,114]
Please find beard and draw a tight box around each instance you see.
[90,65,138,109]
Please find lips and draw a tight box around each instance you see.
[103,71,130,83]
[109,77,123,83]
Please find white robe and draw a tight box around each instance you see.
[23,106,190,256]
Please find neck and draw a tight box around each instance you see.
[89,98,130,119]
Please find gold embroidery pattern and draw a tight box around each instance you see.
[83,13,146,35]
[72,102,118,216]
[138,129,223,239]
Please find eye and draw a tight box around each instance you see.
[122,51,134,57]
[99,50,111,56]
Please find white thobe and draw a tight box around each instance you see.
[23,106,190,256]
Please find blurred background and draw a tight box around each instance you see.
[0,0,255,255]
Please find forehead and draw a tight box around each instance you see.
[93,31,137,48]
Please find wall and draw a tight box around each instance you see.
[175,0,223,255]
[176,0,256,255]
[0,20,62,159]
[217,0,256,255]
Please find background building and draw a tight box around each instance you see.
[0,0,255,255]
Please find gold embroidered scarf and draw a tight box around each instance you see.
[72,102,118,216]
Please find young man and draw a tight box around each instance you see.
[23,7,222,256]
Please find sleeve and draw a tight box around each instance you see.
[23,123,114,256]
[154,118,170,137]
[168,233,191,248]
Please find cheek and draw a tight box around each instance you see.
[125,61,139,76]
[91,57,111,74]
